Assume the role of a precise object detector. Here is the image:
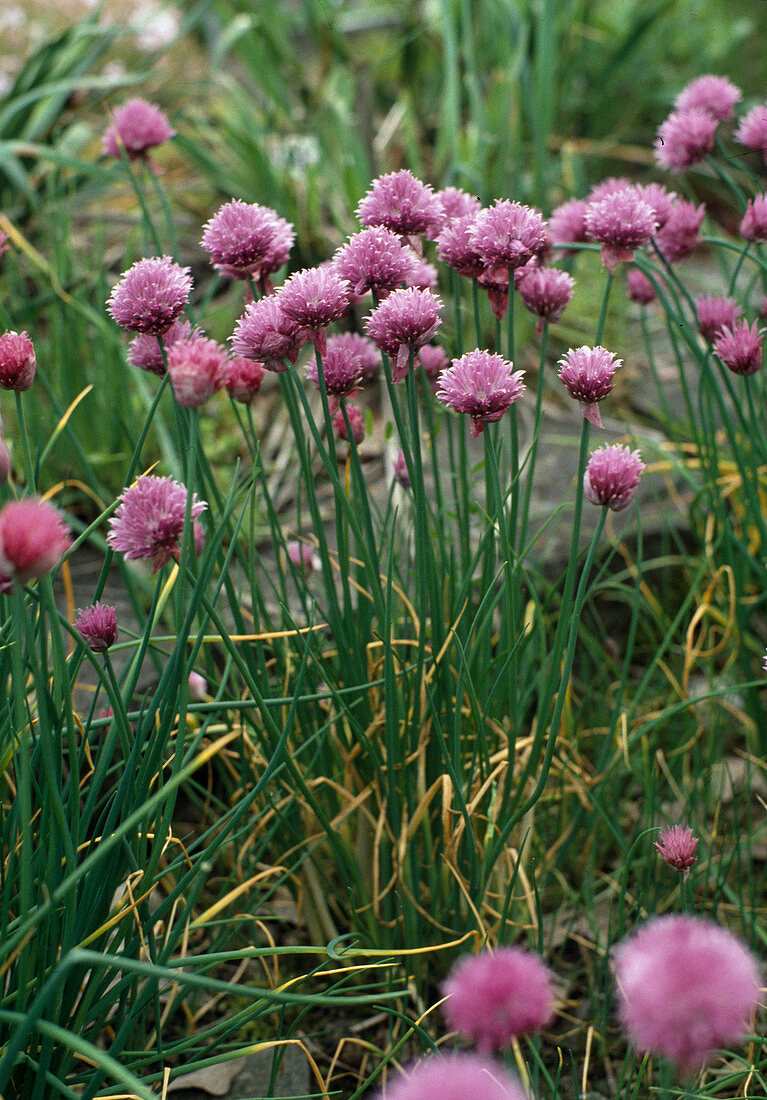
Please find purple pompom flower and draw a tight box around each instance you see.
[365,287,442,381]
[740,194,767,242]
[437,214,486,278]
[220,356,265,403]
[734,103,767,163]
[75,602,118,653]
[437,186,481,221]
[201,199,293,281]
[107,256,192,335]
[332,226,418,297]
[333,403,365,445]
[166,331,227,408]
[436,349,525,438]
[441,947,555,1051]
[694,295,742,342]
[583,444,644,512]
[127,319,191,377]
[277,267,349,355]
[0,499,70,584]
[558,346,622,427]
[0,331,36,391]
[654,108,719,172]
[326,333,379,381]
[655,825,699,872]
[585,191,658,273]
[305,344,363,406]
[518,266,574,332]
[549,198,590,246]
[231,296,305,373]
[373,1054,528,1100]
[675,75,741,120]
[102,98,175,160]
[654,199,705,263]
[713,320,765,376]
[356,170,445,247]
[626,268,657,304]
[107,475,207,572]
[469,199,548,274]
[614,915,760,1072]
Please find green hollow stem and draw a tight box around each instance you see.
[14,391,36,490]
[484,427,518,717]
[519,321,549,553]
[594,270,614,346]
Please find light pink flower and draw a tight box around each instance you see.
[75,602,118,652]
[469,199,548,273]
[393,448,410,489]
[714,320,765,376]
[549,198,589,246]
[0,499,70,583]
[326,333,379,381]
[188,671,208,701]
[583,444,644,512]
[441,947,555,1051]
[287,540,314,574]
[437,214,486,278]
[585,191,658,273]
[332,226,417,297]
[438,186,481,221]
[220,356,265,404]
[694,295,742,342]
[626,268,656,304]
[587,177,633,203]
[405,251,439,290]
[518,266,574,332]
[374,1054,527,1100]
[201,199,293,281]
[166,331,227,408]
[654,108,719,172]
[654,200,705,263]
[558,345,622,427]
[333,403,365,445]
[674,76,741,120]
[107,475,207,572]
[740,194,767,242]
[231,296,305,373]
[417,343,449,382]
[614,915,760,1072]
[102,98,174,160]
[127,319,191,377]
[357,170,445,245]
[277,267,349,354]
[107,256,192,335]
[365,287,442,381]
[734,103,767,162]
[0,331,36,391]
[655,825,699,872]
[634,183,677,229]
[436,349,525,437]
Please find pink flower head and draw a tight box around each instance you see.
[469,200,548,274]
[107,256,192,335]
[437,349,525,437]
[655,825,699,872]
[393,448,411,489]
[518,266,574,332]
[417,343,449,382]
[102,98,174,160]
[188,671,208,701]
[438,186,481,221]
[587,177,633,203]
[0,499,70,583]
[75,601,118,653]
[585,191,658,273]
[107,475,207,572]
[694,295,742,342]
[220,355,265,403]
[626,268,657,305]
[584,444,644,511]
[277,267,349,354]
[305,344,363,404]
[326,333,379,381]
[333,226,418,297]
[374,1054,527,1100]
[614,915,760,1072]
[558,345,623,427]
[714,320,765,376]
[201,199,292,281]
[441,946,555,1051]
[634,183,678,229]
[437,214,486,279]
[549,199,589,246]
[365,287,442,381]
[287,540,314,574]
[675,75,741,121]
[404,252,439,290]
[166,331,227,408]
[654,108,719,172]
[654,199,705,263]
[734,103,767,162]
[356,170,445,246]
[740,194,767,242]
[127,319,191,377]
[333,403,365,445]
[231,296,305,373]
[0,331,36,391]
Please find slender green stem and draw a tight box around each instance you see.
[14,392,36,490]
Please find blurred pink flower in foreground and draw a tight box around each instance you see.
[75,602,118,653]
[437,349,525,437]
[558,345,622,428]
[655,824,699,872]
[374,1053,527,1100]
[583,445,645,512]
[107,256,192,335]
[102,98,175,160]
[0,499,70,583]
[0,331,36,391]
[614,914,760,1072]
[740,194,767,242]
[107,475,207,572]
[674,75,741,120]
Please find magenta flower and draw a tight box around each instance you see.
[436,349,525,438]
[740,194,767,242]
[231,296,305,373]
[441,947,555,1051]
[626,268,657,304]
[393,448,411,489]
[654,108,719,172]
[166,331,227,408]
[102,98,174,160]
[107,256,192,335]
[558,345,622,427]
[326,333,379,381]
[634,183,677,229]
[437,214,486,278]
[305,344,363,405]
[201,199,294,281]
[694,295,742,342]
[333,226,417,297]
[549,199,589,246]
[127,319,191,377]
[75,602,118,653]
[374,1054,527,1100]
[675,75,740,120]
[277,267,349,354]
[614,915,760,1072]
[365,287,442,381]
[417,343,449,382]
[220,355,265,404]
[356,170,445,245]
[655,825,699,872]
[734,103,767,162]
[518,266,574,332]
[333,403,365,445]
[0,331,36,391]
[583,445,644,512]
[654,200,705,263]
[0,499,70,583]
[585,191,658,273]
[107,475,207,572]
[714,320,765,376]
[438,186,481,221]
[469,199,548,274]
